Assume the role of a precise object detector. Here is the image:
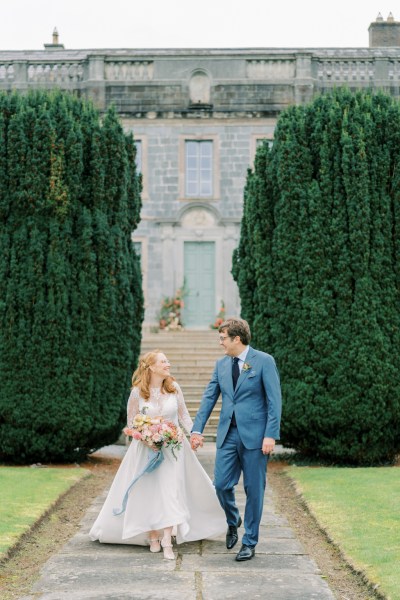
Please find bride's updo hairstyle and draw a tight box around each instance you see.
[131,349,176,400]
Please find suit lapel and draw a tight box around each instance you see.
[234,347,257,395]
[223,356,235,396]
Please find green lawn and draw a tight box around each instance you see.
[0,466,89,558]
[287,466,400,600]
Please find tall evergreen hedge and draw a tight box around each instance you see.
[233,89,400,465]
[0,91,143,464]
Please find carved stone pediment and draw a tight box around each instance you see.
[181,207,216,228]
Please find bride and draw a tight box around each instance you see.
[89,349,226,559]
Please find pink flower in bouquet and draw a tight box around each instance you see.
[127,413,184,459]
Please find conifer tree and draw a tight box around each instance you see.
[0,91,143,463]
[233,89,400,464]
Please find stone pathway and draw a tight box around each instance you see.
[21,444,334,600]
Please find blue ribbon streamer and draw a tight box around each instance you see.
[113,448,164,516]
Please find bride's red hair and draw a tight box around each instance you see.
[131,349,176,400]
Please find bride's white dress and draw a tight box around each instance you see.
[89,382,226,546]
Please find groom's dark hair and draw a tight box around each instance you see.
[219,318,251,345]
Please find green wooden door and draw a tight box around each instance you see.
[184,242,215,328]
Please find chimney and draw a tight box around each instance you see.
[369,13,400,46]
[44,27,65,50]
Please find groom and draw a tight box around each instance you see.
[191,317,281,561]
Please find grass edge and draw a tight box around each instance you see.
[0,468,91,566]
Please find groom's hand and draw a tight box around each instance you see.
[262,437,275,455]
[190,433,204,451]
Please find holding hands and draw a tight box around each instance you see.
[190,433,204,451]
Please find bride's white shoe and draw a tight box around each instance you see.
[161,538,175,560]
[149,538,161,553]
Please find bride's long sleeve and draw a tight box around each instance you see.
[126,387,140,426]
[175,382,193,434]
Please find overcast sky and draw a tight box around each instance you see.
[0,1,398,50]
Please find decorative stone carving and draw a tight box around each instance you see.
[223,225,239,241]
[161,224,175,241]
[181,207,216,228]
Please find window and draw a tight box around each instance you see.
[129,135,148,200]
[133,240,142,260]
[185,140,213,197]
[256,137,274,150]
[250,132,275,166]
[132,237,147,308]
[179,135,219,200]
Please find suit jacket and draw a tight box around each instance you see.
[192,347,282,450]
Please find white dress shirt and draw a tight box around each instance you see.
[234,346,249,373]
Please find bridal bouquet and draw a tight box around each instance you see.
[124,413,184,459]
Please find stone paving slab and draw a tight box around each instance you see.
[27,570,197,600]
[24,443,335,600]
[180,553,320,573]
[24,593,194,600]
[201,572,334,600]
[202,537,303,554]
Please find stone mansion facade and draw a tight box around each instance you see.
[1,16,400,327]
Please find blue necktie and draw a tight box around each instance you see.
[232,357,240,390]
[231,357,240,427]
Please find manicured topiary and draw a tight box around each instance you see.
[233,89,400,465]
[0,91,143,464]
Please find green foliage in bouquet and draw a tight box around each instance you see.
[0,91,144,464]
[233,89,400,465]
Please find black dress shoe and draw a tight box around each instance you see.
[226,516,242,549]
[235,544,255,561]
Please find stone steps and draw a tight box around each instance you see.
[141,330,222,440]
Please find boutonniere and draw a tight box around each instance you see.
[242,363,252,371]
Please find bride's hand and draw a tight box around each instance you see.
[190,433,204,451]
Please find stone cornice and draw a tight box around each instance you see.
[2,47,400,60]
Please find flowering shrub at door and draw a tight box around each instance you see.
[158,284,187,330]
[210,300,225,329]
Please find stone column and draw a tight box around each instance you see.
[294,53,314,105]
[161,224,177,295]
[86,55,106,110]
[374,57,390,92]
[222,223,241,316]
[11,61,28,90]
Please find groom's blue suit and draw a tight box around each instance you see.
[192,346,282,548]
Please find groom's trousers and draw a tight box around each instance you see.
[214,424,268,547]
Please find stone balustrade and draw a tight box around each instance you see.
[316,59,375,82]
[1,48,400,113]
[104,60,153,81]
[27,62,85,83]
[246,59,296,80]
[0,63,14,82]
